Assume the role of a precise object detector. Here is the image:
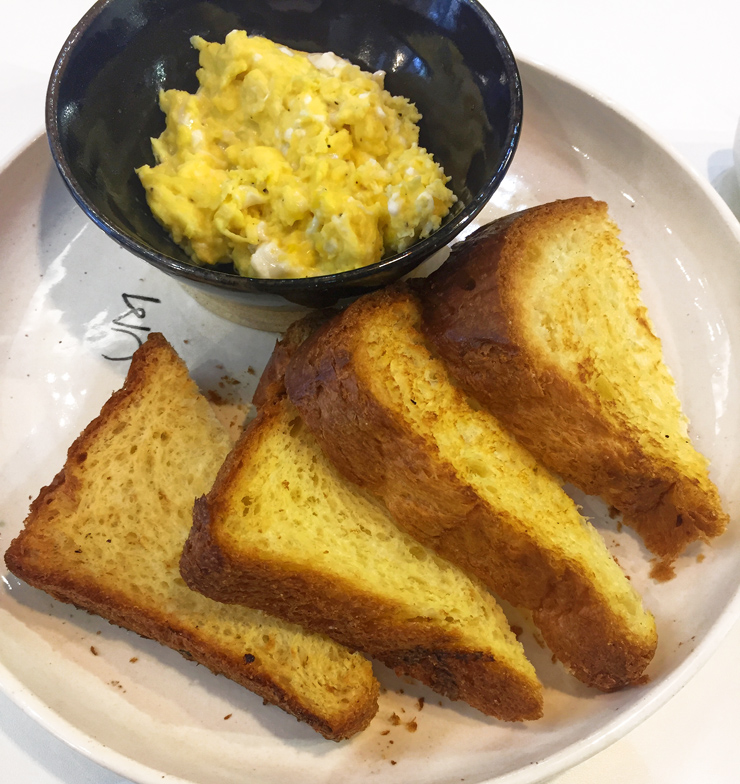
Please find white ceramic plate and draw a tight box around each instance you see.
[2,58,740,784]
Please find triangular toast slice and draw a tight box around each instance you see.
[4,333,378,740]
[285,286,657,691]
[180,395,543,722]
[417,197,728,566]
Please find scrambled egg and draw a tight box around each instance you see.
[136,30,456,278]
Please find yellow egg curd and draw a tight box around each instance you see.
[136,30,457,278]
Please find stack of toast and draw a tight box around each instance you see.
[5,197,727,739]
[284,285,657,690]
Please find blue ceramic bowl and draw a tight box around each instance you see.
[47,0,522,309]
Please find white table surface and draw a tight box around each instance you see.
[2,1,740,782]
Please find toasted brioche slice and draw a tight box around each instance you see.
[180,396,543,722]
[286,287,657,691]
[4,333,378,741]
[417,197,728,564]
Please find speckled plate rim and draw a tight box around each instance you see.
[1,54,740,784]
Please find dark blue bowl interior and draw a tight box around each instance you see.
[48,0,521,307]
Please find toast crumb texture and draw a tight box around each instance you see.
[4,333,378,741]
[285,287,657,691]
[181,394,543,722]
[417,197,728,562]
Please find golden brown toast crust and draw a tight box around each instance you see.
[416,198,727,562]
[285,287,656,691]
[252,309,338,408]
[180,397,543,722]
[5,334,378,741]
